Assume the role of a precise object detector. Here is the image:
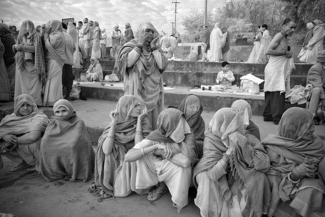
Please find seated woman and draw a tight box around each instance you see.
[86,58,103,82]
[193,108,270,217]
[178,95,205,158]
[0,94,48,172]
[263,107,325,217]
[125,108,198,213]
[92,95,152,199]
[39,99,94,182]
[231,99,261,141]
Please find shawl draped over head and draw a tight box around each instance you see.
[88,57,103,81]
[146,108,198,165]
[16,20,46,84]
[263,107,325,175]
[67,22,78,44]
[193,108,270,216]
[94,95,152,194]
[231,99,261,140]
[39,99,94,182]
[45,20,67,68]
[178,95,205,141]
[0,94,48,139]
[0,23,16,67]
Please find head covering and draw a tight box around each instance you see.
[213,22,220,29]
[0,23,16,67]
[47,20,63,34]
[178,95,205,141]
[307,22,315,29]
[18,20,36,40]
[125,23,131,29]
[135,22,158,41]
[114,24,119,28]
[231,100,251,127]
[101,28,106,33]
[317,50,325,63]
[14,94,38,116]
[115,95,145,122]
[53,99,75,118]
[67,22,78,43]
[313,19,323,25]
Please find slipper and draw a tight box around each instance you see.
[10,162,30,172]
[147,187,168,202]
[27,167,36,171]
[97,191,113,202]
[88,182,98,193]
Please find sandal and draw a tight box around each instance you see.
[88,182,98,194]
[97,190,113,202]
[147,185,168,202]
[10,162,30,172]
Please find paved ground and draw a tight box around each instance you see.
[0,99,324,217]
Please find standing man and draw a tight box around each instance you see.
[83,18,90,58]
[77,21,86,60]
[62,22,76,100]
[221,27,231,61]
[199,25,210,61]
[111,24,122,60]
[89,20,94,57]
[263,18,296,125]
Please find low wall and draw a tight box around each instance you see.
[75,60,312,89]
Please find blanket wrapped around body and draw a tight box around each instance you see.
[40,114,94,182]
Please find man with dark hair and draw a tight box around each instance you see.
[262,24,268,30]
[263,18,296,124]
[216,61,235,87]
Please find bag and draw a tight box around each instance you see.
[241,79,260,94]
[70,84,81,99]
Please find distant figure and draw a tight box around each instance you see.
[100,28,107,58]
[67,22,81,69]
[82,18,91,58]
[8,25,18,42]
[247,26,262,63]
[199,25,210,61]
[221,27,231,61]
[111,24,122,60]
[257,24,272,64]
[297,22,314,63]
[160,34,177,59]
[89,20,94,57]
[116,22,168,129]
[124,23,134,43]
[216,61,235,87]
[298,20,325,64]
[36,25,42,36]
[263,18,296,125]
[208,23,227,62]
[77,21,86,59]
[91,21,101,59]
[86,58,103,81]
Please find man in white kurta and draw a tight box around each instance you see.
[208,23,227,62]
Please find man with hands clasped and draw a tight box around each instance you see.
[115,22,168,130]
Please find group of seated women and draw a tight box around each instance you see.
[1,93,325,217]
[0,94,94,182]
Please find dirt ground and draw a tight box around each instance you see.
[1,100,325,217]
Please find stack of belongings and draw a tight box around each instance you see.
[240,73,264,94]
[286,84,313,105]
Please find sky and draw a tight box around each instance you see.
[0,0,225,34]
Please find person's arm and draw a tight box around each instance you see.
[102,111,118,155]
[152,49,168,70]
[252,150,270,172]
[134,108,148,144]
[17,131,42,144]
[307,26,325,48]
[20,45,35,53]
[208,147,233,181]
[169,153,191,168]
[124,140,159,162]
[216,71,222,84]
[225,71,235,82]
[265,33,287,56]
[127,48,141,67]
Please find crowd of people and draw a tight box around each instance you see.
[1,18,325,217]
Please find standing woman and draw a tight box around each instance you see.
[100,28,107,58]
[0,38,11,101]
[247,26,262,63]
[13,20,46,106]
[67,22,81,69]
[91,21,101,59]
[43,20,67,106]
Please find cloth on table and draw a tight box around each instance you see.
[286,84,313,105]
[40,99,94,182]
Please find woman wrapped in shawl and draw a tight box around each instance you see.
[100,28,107,58]
[193,108,271,217]
[39,99,94,182]
[92,95,152,199]
[116,22,168,129]
[43,20,67,106]
[13,20,46,106]
[262,107,325,217]
[178,95,205,158]
[231,99,261,141]
[86,58,103,82]
[67,22,81,69]
[91,21,101,59]
[125,108,198,213]
[0,94,48,172]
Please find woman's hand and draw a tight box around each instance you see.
[226,141,235,155]
[109,111,118,123]
[138,107,148,122]
[13,44,21,52]
[150,36,159,50]
[138,33,147,47]
[3,135,18,145]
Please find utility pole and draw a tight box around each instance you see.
[172,0,180,34]
[204,0,208,27]
[170,22,174,34]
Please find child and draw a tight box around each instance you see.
[216,61,235,87]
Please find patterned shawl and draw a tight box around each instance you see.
[16,20,46,84]
[178,95,205,141]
